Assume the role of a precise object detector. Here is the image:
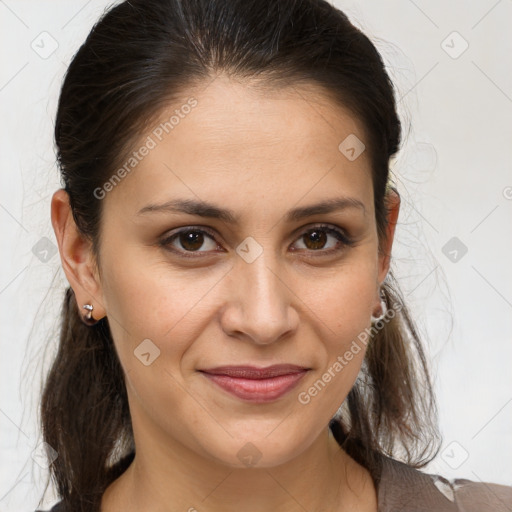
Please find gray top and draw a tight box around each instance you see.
[36,454,512,511]
[378,454,512,511]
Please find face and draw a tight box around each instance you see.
[74,75,395,468]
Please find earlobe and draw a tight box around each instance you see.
[51,189,106,322]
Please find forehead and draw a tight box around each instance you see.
[102,75,373,218]
[179,75,368,154]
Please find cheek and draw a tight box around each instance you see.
[307,259,377,341]
[99,259,218,442]
[293,261,377,406]
[102,263,219,362]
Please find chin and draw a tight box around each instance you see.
[200,433,308,469]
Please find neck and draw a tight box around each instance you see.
[101,424,377,512]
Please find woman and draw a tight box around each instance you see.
[36,0,512,510]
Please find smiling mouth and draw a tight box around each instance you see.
[198,365,310,403]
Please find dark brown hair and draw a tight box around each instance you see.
[40,0,440,510]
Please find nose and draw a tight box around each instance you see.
[219,250,299,346]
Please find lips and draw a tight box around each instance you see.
[198,365,310,403]
[199,364,309,379]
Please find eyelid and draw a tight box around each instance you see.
[159,223,355,258]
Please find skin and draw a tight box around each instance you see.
[52,74,400,512]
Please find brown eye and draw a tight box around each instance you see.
[302,229,328,250]
[178,230,205,251]
[160,227,220,257]
[160,224,354,260]
[292,224,353,255]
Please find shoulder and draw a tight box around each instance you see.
[34,501,65,512]
[377,454,512,511]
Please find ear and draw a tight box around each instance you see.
[51,189,106,322]
[377,186,400,286]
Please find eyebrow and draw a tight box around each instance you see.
[136,196,366,223]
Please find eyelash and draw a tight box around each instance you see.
[159,223,355,260]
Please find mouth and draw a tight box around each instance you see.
[198,364,310,403]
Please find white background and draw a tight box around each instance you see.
[1,1,511,510]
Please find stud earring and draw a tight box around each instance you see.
[370,290,387,324]
[81,303,97,326]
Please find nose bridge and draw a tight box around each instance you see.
[225,241,296,344]
[244,250,283,310]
